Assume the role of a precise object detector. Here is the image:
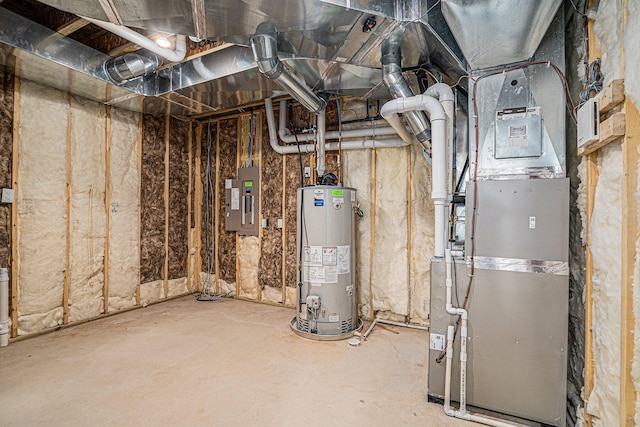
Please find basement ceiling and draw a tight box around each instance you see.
[0,0,561,117]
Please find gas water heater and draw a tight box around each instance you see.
[290,185,362,340]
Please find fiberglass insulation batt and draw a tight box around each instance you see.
[107,107,140,311]
[587,142,622,427]
[68,95,106,322]
[17,80,67,334]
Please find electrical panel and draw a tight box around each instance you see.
[225,167,260,236]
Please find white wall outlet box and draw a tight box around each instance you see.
[1,188,14,203]
[577,97,599,149]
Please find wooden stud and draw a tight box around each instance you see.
[103,104,111,314]
[214,121,221,294]
[584,152,598,427]
[406,145,412,321]
[10,73,20,338]
[368,149,376,320]
[584,11,601,425]
[63,89,72,324]
[281,154,287,304]
[194,123,203,291]
[236,117,241,299]
[136,105,143,305]
[620,99,639,426]
[186,121,193,293]
[163,108,170,299]
[257,113,263,303]
[578,112,626,156]
[598,79,625,114]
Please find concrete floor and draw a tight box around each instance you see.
[0,296,471,426]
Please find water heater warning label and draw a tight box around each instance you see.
[323,247,337,266]
[337,246,350,274]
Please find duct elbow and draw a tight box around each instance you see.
[425,83,455,102]
[250,34,327,114]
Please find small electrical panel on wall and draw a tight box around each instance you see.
[225,167,260,236]
[577,97,599,149]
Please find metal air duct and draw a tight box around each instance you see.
[250,34,327,114]
[381,30,431,148]
[103,52,163,84]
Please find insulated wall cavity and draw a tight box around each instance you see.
[217,119,237,284]
[17,80,67,334]
[140,114,166,302]
[343,149,372,318]
[0,71,13,269]
[258,113,283,302]
[371,147,409,317]
[107,107,140,311]
[200,121,216,279]
[68,95,106,322]
[586,142,622,427]
[409,143,434,324]
[167,117,189,296]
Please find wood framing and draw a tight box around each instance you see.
[214,121,221,294]
[63,90,72,324]
[584,152,598,427]
[620,98,639,426]
[10,73,20,337]
[163,108,170,299]
[136,106,143,305]
[368,149,376,320]
[186,122,193,293]
[406,145,412,321]
[103,104,111,314]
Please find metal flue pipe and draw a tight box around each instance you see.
[381,30,431,149]
[251,34,327,114]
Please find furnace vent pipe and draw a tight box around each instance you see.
[265,99,409,154]
[381,31,431,149]
[0,268,9,347]
[425,83,455,195]
[81,17,187,63]
[380,94,447,257]
[251,34,327,114]
[317,110,326,176]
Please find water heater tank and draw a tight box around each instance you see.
[291,185,362,340]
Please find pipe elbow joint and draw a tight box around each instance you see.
[444,406,455,417]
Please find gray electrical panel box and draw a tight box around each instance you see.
[225,167,259,236]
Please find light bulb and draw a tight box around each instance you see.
[156,36,171,48]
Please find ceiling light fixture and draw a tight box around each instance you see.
[156,35,171,49]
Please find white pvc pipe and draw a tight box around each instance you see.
[82,17,187,63]
[380,94,447,258]
[277,100,400,143]
[426,83,456,208]
[317,110,326,176]
[0,267,9,347]
[265,99,410,155]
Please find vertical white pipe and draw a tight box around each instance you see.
[0,268,9,347]
[317,110,326,177]
[431,117,447,257]
[444,324,455,416]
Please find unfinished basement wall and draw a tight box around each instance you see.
[11,77,191,337]
[0,71,13,272]
[576,0,640,424]
[204,99,433,324]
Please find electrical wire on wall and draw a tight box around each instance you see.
[436,60,577,362]
[196,118,229,302]
[240,113,260,168]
